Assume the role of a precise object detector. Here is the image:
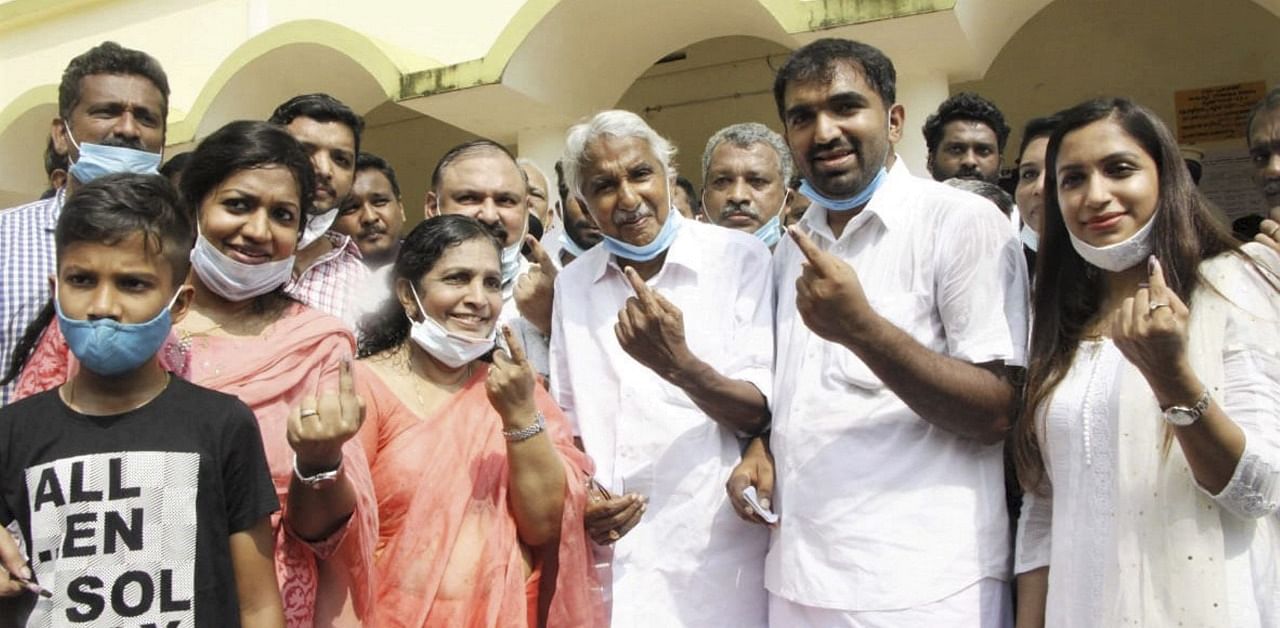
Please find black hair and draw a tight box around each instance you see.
[430,139,526,193]
[944,178,1014,216]
[922,92,1011,155]
[159,152,192,186]
[180,120,316,231]
[268,93,365,154]
[1015,97,1249,493]
[773,38,896,120]
[554,160,570,205]
[59,41,170,121]
[4,173,192,386]
[357,215,502,357]
[1245,86,1280,144]
[675,175,701,214]
[356,152,401,198]
[1016,114,1062,162]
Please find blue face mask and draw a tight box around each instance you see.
[602,207,683,262]
[754,214,783,247]
[798,167,888,212]
[559,229,589,259]
[65,124,162,184]
[56,286,180,377]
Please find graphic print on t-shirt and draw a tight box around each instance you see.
[24,451,198,627]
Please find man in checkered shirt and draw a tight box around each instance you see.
[0,42,170,405]
[268,94,372,331]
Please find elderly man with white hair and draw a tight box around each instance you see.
[701,122,794,248]
[549,110,773,627]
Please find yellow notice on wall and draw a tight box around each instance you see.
[1175,81,1268,144]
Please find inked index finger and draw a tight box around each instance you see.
[501,325,527,365]
[525,235,558,277]
[1147,255,1170,293]
[339,356,355,396]
[623,266,658,308]
[787,226,829,276]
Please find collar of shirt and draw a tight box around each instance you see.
[587,215,701,285]
[297,231,362,275]
[43,187,67,232]
[799,157,910,245]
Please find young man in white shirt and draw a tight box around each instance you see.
[729,38,1029,627]
[551,110,773,627]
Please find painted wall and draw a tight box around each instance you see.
[953,0,1280,168]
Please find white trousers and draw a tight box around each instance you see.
[768,578,1012,628]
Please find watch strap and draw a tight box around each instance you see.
[504,411,546,442]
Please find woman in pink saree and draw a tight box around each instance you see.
[355,214,602,627]
[6,121,379,626]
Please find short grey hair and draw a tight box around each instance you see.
[515,157,552,193]
[701,122,793,185]
[562,110,676,201]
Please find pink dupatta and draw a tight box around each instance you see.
[364,364,604,627]
[186,304,378,628]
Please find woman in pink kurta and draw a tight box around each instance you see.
[9,121,380,627]
[356,214,603,627]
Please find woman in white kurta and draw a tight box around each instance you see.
[1013,97,1280,628]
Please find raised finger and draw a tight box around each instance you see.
[623,266,659,310]
[339,356,356,398]
[1147,255,1171,296]
[787,226,829,277]
[525,235,558,278]
[501,325,528,365]
[1134,285,1150,323]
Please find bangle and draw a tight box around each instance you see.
[293,454,343,490]
[504,411,546,442]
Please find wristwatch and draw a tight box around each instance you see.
[293,454,343,490]
[504,412,546,442]
[1162,389,1212,427]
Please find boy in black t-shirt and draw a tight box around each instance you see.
[0,174,283,627]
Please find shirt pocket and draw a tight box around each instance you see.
[822,293,931,391]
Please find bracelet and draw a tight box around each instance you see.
[293,453,343,490]
[503,411,546,442]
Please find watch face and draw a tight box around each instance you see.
[1165,408,1197,426]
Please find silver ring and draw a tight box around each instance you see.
[300,409,319,419]
[1149,302,1170,312]
[1268,225,1280,239]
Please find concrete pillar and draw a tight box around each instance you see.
[894,71,951,176]
[516,126,570,190]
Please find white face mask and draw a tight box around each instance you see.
[1020,224,1040,252]
[298,206,340,250]
[1068,213,1156,272]
[189,233,296,301]
[500,239,523,286]
[406,284,495,368]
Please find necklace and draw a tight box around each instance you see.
[394,344,473,413]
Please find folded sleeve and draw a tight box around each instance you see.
[1015,482,1053,574]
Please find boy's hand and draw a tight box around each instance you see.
[0,526,35,598]
[288,358,365,475]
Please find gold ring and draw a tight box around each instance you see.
[300,409,319,418]
[1149,302,1169,312]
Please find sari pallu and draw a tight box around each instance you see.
[185,304,379,628]
[368,366,604,627]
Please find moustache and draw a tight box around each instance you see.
[358,224,388,239]
[720,201,761,221]
[1263,178,1280,195]
[808,138,860,162]
[481,220,510,243]
[612,204,656,227]
[953,166,983,180]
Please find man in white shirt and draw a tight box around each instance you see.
[729,37,1028,626]
[426,139,551,376]
[700,122,793,250]
[551,110,773,627]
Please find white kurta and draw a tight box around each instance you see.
[550,219,774,627]
[1015,251,1280,627]
[768,159,1029,614]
